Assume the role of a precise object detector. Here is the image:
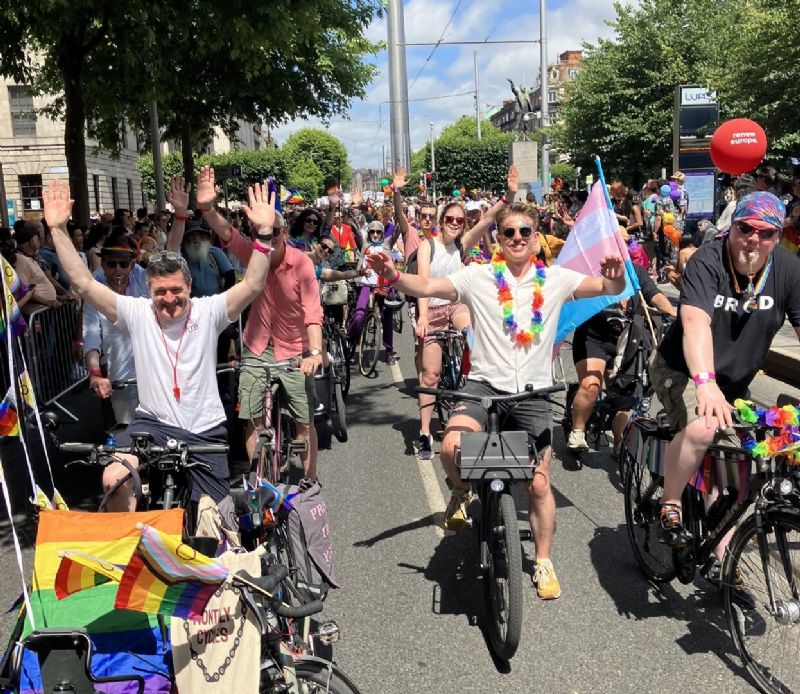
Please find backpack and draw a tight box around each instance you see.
[404,236,435,276]
[277,480,338,602]
[605,303,655,410]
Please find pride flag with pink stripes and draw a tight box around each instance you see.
[555,177,640,343]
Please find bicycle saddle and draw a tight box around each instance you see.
[231,487,277,517]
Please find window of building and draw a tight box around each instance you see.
[93,174,100,214]
[549,69,559,81]
[548,90,558,104]
[568,68,579,79]
[127,179,134,210]
[18,174,43,212]
[8,86,37,138]
[111,177,119,209]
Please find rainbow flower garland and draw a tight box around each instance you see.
[734,399,800,463]
[491,249,546,347]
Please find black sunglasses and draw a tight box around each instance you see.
[501,226,533,239]
[418,212,436,220]
[320,244,334,253]
[305,218,320,225]
[104,259,131,269]
[736,221,778,240]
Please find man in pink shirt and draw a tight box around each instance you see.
[197,167,324,480]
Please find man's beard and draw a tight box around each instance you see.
[185,239,210,263]
[736,248,760,271]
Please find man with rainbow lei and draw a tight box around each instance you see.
[651,191,800,576]
[367,202,625,600]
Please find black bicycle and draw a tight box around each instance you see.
[433,328,468,429]
[622,409,800,693]
[418,382,565,661]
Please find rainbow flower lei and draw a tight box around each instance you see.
[734,399,800,463]
[491,249,546,347]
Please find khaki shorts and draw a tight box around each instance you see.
[238,345,318,424]
[648,350,739,446]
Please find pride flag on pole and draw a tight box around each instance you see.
[115,523,229,620]
[54,551,124,599]
[554,159,640,344]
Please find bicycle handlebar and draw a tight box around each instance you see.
[416,382,566,404]
[216,359,299,374]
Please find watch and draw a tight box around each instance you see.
[256,232,273,242]
[309,349,322,357]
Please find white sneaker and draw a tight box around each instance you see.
[567,429,589,452]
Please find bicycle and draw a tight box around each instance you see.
[217,359,307,486]
[432,328,468,429]
[417,382,565,661]
[354,288,382,377]
[622,408,800,694]
[322,311,351,399]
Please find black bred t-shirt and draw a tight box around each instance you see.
[658,239,800,399]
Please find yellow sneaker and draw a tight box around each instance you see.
[533,559,561,600]
[444,489,472,531]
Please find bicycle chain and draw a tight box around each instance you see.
[184,582,247,682]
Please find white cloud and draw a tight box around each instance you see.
[273,0,640,172]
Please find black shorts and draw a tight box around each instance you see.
[572,324,619,367]
[115,414,229,503]
[453,380,553,453]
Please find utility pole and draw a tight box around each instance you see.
[474,51,482,140]
[430,122,437,202]
[149,100,165,212]
[539,0,550,191]
[387,0,411,170]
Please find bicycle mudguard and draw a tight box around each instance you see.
[459,431,532,481]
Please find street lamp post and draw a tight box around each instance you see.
[539,0,549,191]
[387,0,412,170]
[430,122,436,202]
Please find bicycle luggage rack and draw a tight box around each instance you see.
[459,431,532,481]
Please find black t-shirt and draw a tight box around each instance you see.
[658,239,800,399]
[581,264,661,341]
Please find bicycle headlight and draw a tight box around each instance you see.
[490,479,505,493]
[779,478,794,496]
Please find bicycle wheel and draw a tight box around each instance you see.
[724,509,800,694]
[435,356,455,429]
[623,447,676,582]
[331,334,351,399]
[332,382,348,443]
[484,492,523,661]
[260,656,362,693]
[358,310,381,377]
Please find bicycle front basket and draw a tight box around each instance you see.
[459,430,532,481]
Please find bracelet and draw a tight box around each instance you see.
[199,206,212,213]
[88,368,102,378]
[692,371,716,386]
[173,214,189,221]
[501,196,510,205]
[387,270,401,285]
[252,242,273,256]
[390,184,397,193]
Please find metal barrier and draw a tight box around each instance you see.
[22,301,86,420]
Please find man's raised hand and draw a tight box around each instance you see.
[196,166,217,207]
[168,176,191,215]
[241,182,276,232]
[43,180,73,229]
[507,164,519,194]
[599,255,624,280]
[365,250,395,279]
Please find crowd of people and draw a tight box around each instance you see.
[0,154,794,611]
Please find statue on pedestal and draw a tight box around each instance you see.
[507,78,534,140]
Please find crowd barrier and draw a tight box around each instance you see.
[20,301,86,420]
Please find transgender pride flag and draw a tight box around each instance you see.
[554,166,640,344]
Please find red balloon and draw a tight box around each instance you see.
[709,118,767,175]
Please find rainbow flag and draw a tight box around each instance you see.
[0,384,20,437]
[115,524,228,620]
[54,551,124,600]
[0,257,27,339]
[18,509,183,694]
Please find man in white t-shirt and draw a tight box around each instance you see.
[43,179,274,520]
[367,202,625,600]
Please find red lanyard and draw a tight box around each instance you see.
[152,304,192,401]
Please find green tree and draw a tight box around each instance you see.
[281,128,351,191]
[437,115,507,144]
[287,158,325,201]
[433,138,513,194]
[550,162,576,183]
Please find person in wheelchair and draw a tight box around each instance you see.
[652,193,800,559]
[568,256,675,454]
[367,202,626,599]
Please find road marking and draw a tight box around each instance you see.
[416,455,447,539]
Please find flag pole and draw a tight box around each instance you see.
[593,155,614,211]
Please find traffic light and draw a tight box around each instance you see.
[425,173,432,187]
[431,172,438,182]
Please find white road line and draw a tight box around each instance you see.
[392,357,449,537]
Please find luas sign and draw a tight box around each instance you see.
[681,87,717,106]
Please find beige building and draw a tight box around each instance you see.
[530,49,584,124]
[0,77,147,224]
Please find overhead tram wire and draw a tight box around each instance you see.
[407,0,463,94]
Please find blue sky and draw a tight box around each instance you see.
[271,0,636,170]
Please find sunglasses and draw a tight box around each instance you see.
[104,259,131,269]
[419,212,436,221]
[736,221,779,240]
[501,226,534,239]
[444,215,465,226]
[149,250,187,265]
[320,244,334,253]
[305,218,320,225]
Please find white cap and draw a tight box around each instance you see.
[465,201,481,212]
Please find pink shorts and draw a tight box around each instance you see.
[423,303,470,347]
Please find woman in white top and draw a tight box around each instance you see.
[415,203,471,459]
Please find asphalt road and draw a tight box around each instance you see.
[1,323,799,693]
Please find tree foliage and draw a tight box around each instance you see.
[287,158,326,202]
[282,128,351,192]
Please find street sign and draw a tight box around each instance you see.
[215,165,242,180]
[6,200,15,227]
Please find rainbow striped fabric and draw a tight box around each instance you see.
[54,551,124,600]
[0,385,20,436]
[19,508,183,694]
[115,524,229,620]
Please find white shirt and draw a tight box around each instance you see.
[449,263,586,393]
[429,241,462,307]
[114,293,232,432]
[83,265,149,381]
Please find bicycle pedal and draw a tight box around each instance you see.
[519,529,532,541]
[289,439,308,454]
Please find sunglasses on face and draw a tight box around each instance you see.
[501,226,534,239]
[418,212,436,221]
[444,215,465,226]
[305,218,319,225]
[320,244,334,253]
[104,260,131,269]
[736,221,779,240]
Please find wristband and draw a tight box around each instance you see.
[252,242,273,256]
[692,371,716,386]
[387,270,401,285]
[501,196,510,205]
[173,214,189,221]
[198,206,213,213]
[88,368,103,378]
